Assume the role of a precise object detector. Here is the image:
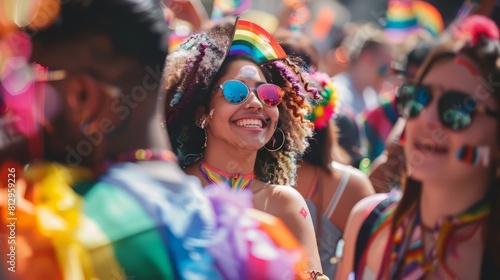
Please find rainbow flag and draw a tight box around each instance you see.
[385,0,444,42]
[385,0,418,34]
[412,1,444,37]
[211,0,251,20]
[229,19,287,64]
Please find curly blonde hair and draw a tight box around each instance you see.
[163,21,319,186]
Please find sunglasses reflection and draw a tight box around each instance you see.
[213,80,284,107]
[397,84,500,131]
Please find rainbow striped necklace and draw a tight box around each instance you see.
[199,161,254,191]
[383,198,490,279]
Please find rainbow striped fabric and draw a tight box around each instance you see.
[229,19,287,64]
[357,194,489,279]
[385,0,444,42]
[3,162,306,280]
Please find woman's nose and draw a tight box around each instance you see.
[419,97,442,128]
[245,89,263,110]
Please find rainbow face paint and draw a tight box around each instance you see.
[456,145,490,167]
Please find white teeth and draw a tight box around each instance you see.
[235,119,263,128]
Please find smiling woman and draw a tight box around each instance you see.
[163,18,327,278]
[336,15,500,280]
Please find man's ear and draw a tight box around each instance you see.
[65,74,105,133]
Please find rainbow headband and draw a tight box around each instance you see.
[228,19,287,64]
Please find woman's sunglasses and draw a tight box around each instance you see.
[397,83,500,131]
[213,79,284,107]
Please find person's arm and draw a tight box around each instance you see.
[163,0,209,31]
[335,193,387,280]
[265,185,322,273]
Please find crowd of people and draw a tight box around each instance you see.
[1,0,499,279]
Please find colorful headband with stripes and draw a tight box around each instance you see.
[229,19,287,64]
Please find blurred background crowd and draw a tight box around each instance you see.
[1,0,500,279]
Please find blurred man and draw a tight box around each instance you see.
[332,23,393,167]
[0,1,305,279]
[332,23,393,115]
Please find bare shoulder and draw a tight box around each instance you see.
[256,184,310,220]
[266,184,305,203]
[333,161,375,196]
[350,193,389,221]
[345,193,389,238]
[261,184,322,271]
[336,193,388,279]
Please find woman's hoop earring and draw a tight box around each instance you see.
[202,129,207,148]
[264,128,285,152]
[197,118,208,149]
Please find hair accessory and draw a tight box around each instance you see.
[229,19,287,64]
[181,33,209,50]
[199,161,254,191]
[456,15,500,46]
[307,71,340,130]
[169,92,182,107]
[264,127,286,152]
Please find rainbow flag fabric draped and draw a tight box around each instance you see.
[1,162,306,280]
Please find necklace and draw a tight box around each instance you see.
[383,198,489,279]
[95,149,177,175]
[198,161,254,191]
